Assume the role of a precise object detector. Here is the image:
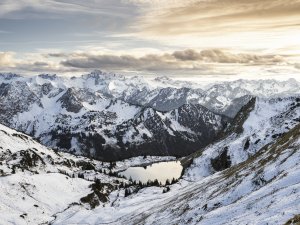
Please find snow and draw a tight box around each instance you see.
[187,96,300,181]
[47,94,300,225]
[216,96,231,107]
[0,123,179,224]
[53,127,300,225]
[0,173,90,225]
[1,72,299,159]
[1,72,300,224]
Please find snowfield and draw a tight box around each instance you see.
[0,173,90,225]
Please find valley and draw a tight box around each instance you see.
[0,72,299,224]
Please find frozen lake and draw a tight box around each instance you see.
[119,161,183,185]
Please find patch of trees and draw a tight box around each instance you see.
[122,177,179,197]
[80,179,115,208]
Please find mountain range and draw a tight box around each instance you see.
[0,71,299,161]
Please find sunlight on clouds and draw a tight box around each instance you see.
[0,52,15,67]
[128,0,300,55]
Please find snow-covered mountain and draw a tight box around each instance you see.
[0,71,232,160]
[0,71,299,161]
[1,86,300,224]
[51,95,300,225]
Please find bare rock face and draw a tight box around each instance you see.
[211,147,231,172]
[0,81,42,124]
[57,88,83,113]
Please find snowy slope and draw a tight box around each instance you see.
[0,124,93,224]
[0,123,174,224]
[186,96,300,180]
[51,95,300,225]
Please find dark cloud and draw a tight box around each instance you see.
[61,53,178,71]
[0,49,288,74]
[47,53,69,58]
[60,49,285,71]
[172,49,285,65]
[33,61,49,67]
[172,49,201,61]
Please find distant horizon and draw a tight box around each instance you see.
[1,68,300,87]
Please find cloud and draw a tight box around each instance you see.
[1,0,299,59]
[0,48,297,80]
[0,49,289,75]
[0,0,135,18]
[173,49,284,64]
[132,0,300,35]
[59,49,285,71]
[0,52,15,67]
[295,63,300,70]
[60,53,178,71]
[0,51,71,73]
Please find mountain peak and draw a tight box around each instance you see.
[0,72,21,80]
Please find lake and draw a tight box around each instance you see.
[118,161,183,185]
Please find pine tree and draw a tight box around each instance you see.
[94,178,101,185]
[165,179,170,185]
[124,188,131,197]
[147,180,151,186]
[78,173,85,179]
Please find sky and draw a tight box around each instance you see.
[0,0,300,79]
